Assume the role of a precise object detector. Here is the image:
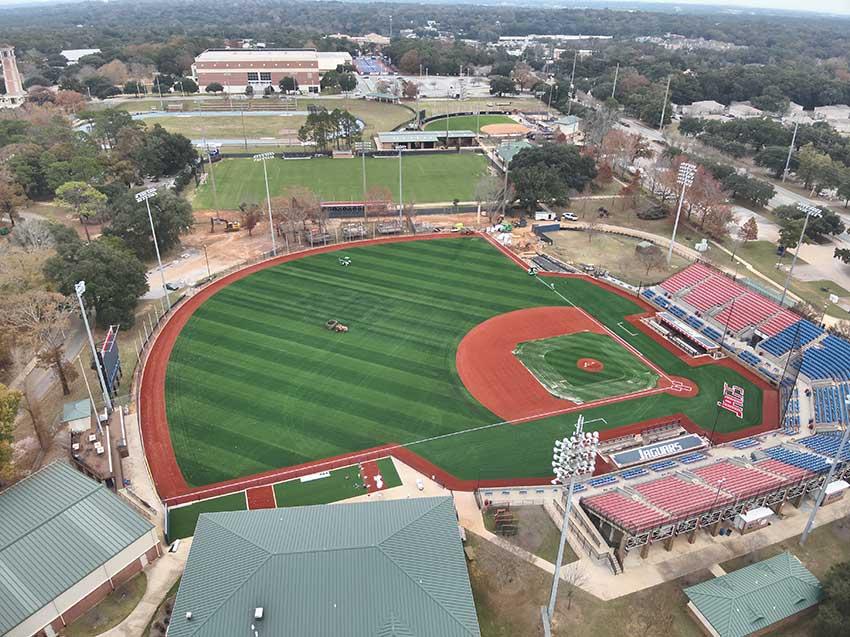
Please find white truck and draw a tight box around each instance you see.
[534,210,558,221]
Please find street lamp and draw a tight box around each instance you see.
[667,162,697,264]
[135,188,171,310]
[801,395,850,545]
[74,281,113,411]
[779,202,821,307]
[253,152,277,255]
[541,414,599,637]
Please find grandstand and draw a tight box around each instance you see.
[580,432,850,566]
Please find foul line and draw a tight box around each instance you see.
[618,321,639,336]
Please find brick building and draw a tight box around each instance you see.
[192,48,352,94]
[0,462,161,637]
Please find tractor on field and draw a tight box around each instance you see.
[210,217,241,233]
[325,319,349,333]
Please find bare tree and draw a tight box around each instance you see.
[6,218,54,252]
[271,186,320,240]
[474,175,503,224]
[0,291,78,395]
[637,246,667,276]
[586,218,601,243]
[0,247,51,294]
[21,377,51,451]
[561,562,587,611]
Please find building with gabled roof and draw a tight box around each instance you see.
[167,497,480,637]
[0,461,161,637]
[684,552,822,637]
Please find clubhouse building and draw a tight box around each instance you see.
[192,48,352,94]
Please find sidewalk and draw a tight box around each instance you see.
[96,539,190,637]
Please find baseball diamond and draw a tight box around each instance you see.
[140,235,778,501]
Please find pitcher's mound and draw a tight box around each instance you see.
[577,358,604,373]
[480,123,530,136]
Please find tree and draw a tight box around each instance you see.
[178,77,198,94]
[271,186,320,238]
[0,383,22,478]
[775,204,845,243]
[561,563,587,611]
[239,202,261,236]
[205,82,224,94]
[510,144,597,210]
[834,247,850,264]
[474,174,504,223]
[584,98,621,150]
[279,77,298,93]
[245,85,254,97]
[739,216,759,243]
[489,76,516,97]
[403,80,419,100]
[85,108,138,148]
[816,561,850,636]
[0,177,27,228]
[702,205,736,241]
[722,174,775,207]
[637,245,666,276]
[54,181,107,242]
[7,218,53,252]
[797,143,834,192]
[511,62,537,91]
[338,72,357,93]
[0,291,77,395]
[754,145,797,178]
[45,236,148,327]
[398,49,421,74]
[104,189,194,260]
[320,70,340,91]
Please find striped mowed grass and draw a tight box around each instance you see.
[192,153,489,210]
[423,114,516,132]
[164,238,766,487]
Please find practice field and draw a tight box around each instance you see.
[423,114,516,132]
[514,332,659,404]
[160,237,773,489]
[192,154,488,210]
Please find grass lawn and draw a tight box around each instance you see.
[423,114,515,132]
[165,237,766,487]
[167,491,247,540]
[417,96,549,119]
[467,531,708,636]
[546,230,692,286]
[273,465,365,507]
[193,154,488,210]
[64,573,147,637]
[482,505,575,564]
[142,114,306,140]
[514,332,659,403]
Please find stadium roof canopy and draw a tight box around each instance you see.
[377,130,477,144]
[0,462,154,634]
[684,552,822,637]
[496,140,533,163]
[168,497,481,637]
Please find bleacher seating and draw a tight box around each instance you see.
[701,326,722,341]
[635,475,733,517]
[659,263,713,294]
[760,320,823,357]
[683,276,744,312]
[783,389,800,434]
[649,460,678,472]
[641,289,656,301]
[686,316,704,330]
[812,384,850,424]
[756,457,815,482]
[669,305,687,319]
[760,311,804,338]
[692,461,783,499]
[572,483,586,493]
[655,296,670,309]
[739,351,761,367]
[621,468,649,480]
[799,433,850,463]
[764,446,830,474]
[588,475,618,488]
[798,336,850,380]
[581,491,670,533]
[678,452,708,464]
[731,438,758,449]
[713,292,785,334]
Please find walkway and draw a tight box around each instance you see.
[95,539,190,637]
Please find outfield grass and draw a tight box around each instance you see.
[167,491,247,540]
[423,114,515,132]
[193,154,488,210]
[165,237,765,487]
[515,332,659,403]
[143,114,306,140]
[274,465,364,507]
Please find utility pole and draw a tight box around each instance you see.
[659,75,672,131]
[566,50,578,116]
[361,149,367,196]
[253,152,277,255]
[75,281,113,412]
[783,120,799,183]
[611,62,620,99]
[136,188,171,310]
[398,148,403,227]
[207,148,220,211]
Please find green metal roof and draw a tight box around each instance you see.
[496,140,532,163]
[0,462,154,634]
[684,552,822,637]
[62,399,91,422]
[378,131,441,143]
[169,497,480,637]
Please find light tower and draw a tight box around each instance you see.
[667,162,697,264]
[0,45,26,108]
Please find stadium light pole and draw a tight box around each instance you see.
[779,202,821,307]
[611,62,620,99]
[541,414,599,637]
[136,188,171,311]
[398,147,403,227]
[666,162,697,265]
[801,395,850,546]
[253,152,277,255]
[566,50,578,116]
[782,120,799,183]
[206,148,220,212]
[74,281,113,412]
[658,75,672,131]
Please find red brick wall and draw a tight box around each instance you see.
[111,558,143,589]
[145,543,161,562]
[197,70,319,87]
[60,580,113,626]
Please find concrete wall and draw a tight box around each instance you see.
[6,529,160,637]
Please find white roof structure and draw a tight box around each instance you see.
[60,48,101,64]
[195,48,319,63]
[317,51,353,72]
[681,100,725,116]
[728,102,764,118]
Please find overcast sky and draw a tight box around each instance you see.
[0,0,847,15]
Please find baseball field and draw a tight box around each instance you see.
[160,236,773,489]
[423,114,516,132]
[192,153,489,210]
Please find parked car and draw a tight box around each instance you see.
[561,212,579,221]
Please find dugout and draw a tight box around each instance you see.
[649,311,720,358]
